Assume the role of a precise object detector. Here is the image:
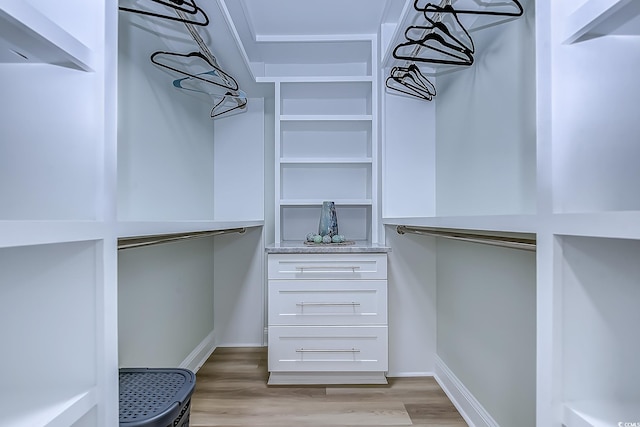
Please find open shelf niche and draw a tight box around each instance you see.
[560,235,640,426]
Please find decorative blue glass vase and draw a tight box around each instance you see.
[318,201,338,237]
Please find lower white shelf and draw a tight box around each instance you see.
[3,387,97,427]
[563,400,640,427]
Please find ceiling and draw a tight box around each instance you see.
[119,0,539,98]
[212,0,407,87]
[226,0,405,38]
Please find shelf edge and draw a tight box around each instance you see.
[0,1,94,71]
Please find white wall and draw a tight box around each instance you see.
[436,239,536,427]
[213,98,265,222]
[382,91,436,218]
[117,13,216,221]
[118,237,216,367]
[435,4,537,217]
[0,64,101,220]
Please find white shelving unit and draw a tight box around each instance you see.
[0,0,117,425]
[271,47,380,244]
[543,1,640,425]
[383,0,640,425]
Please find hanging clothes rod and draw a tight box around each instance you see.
[118,227,246,250]
[396,225,536,252]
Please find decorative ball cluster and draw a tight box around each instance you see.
[306,233,346,244]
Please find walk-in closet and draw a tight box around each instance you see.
[1,0,639,426]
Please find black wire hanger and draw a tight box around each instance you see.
[393,23,474,66]
[119,0,210,26]
[420,3,475,54]
[150,50,239,91]
[385,64,436,101]
[172,72,248,118]
[210,91,248,119]
[414,0,523,17]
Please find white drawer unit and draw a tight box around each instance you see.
[267,251,388,385]
[269,326,388,371]
[268,253,387,280]
[268,280,387,326]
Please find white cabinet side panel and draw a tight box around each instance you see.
[385,226,436,376]
[213,98,265,221]
[213,226,265,346]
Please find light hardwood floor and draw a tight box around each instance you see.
[190,347,467,427]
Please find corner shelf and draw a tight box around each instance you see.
[564,0,640,44]
[563,401,640,427]
[6,388,97,427]
[0,1,93,70]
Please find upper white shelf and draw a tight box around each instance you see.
[280,115,373,121]
[0,221,105,249]
[564,0,640,44]
[259,75,373,83]
[280,199,373,206]
[280,157,373,164]
[0,1,93,70]
[551,211,640,240]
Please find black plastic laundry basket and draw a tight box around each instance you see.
[119,368,196,427]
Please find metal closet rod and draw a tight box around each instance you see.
[396,225,536,252]
[118,227,246,250]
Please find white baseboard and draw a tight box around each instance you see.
[387,371,434,378]
[180,329,216,373]
[434,355,499,427]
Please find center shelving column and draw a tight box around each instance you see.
[270,37,378,245]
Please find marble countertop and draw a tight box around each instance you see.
[265,241,391,254]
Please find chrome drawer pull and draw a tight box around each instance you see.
[296,302,361,307]
[295,348,360,353]
[296,265,361,273]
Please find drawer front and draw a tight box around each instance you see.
[268,326,388,372]
[268,253,387,280]
[268,280,387,326]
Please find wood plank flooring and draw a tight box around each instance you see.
[189,347,467,427]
